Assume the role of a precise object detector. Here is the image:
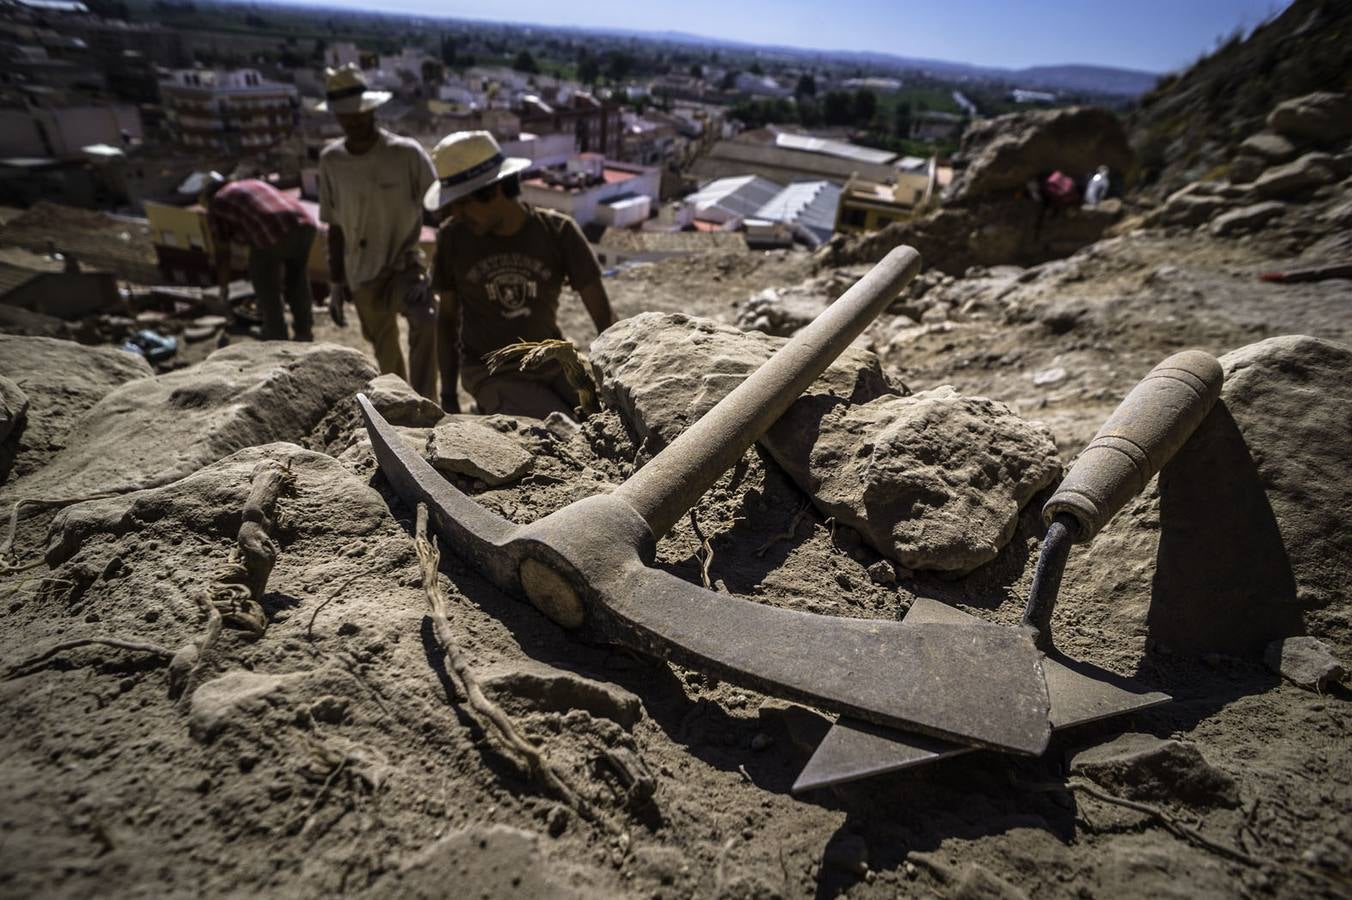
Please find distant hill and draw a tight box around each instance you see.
[1012,65,1158,97]
[1128,0,1352,194]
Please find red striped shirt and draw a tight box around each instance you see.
[207,180,314,250]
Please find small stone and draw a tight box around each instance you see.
[189,670,291,742]
[546,804,569,838]
[834,572,854,590]
[479,659,644,728]
[337,622,360,636]
[866,559,896,585]
[1210,201,1286,236]
[364,373,444,426]
[428,419,534,487]
[823,833,868,876]
[1264,636,1345,692]
[1032,366,1067,387]
[309,695,351,725]
[1070,732,1239,808]
[950,863,1030,900]
[750,732,772,751]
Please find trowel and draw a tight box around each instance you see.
[794,349,1224,791]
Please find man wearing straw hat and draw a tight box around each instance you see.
[317,63,439,398]
[425,130,616,418]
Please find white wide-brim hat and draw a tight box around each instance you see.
[315,63,392,113]
[424,130,532,212]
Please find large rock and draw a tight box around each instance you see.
[0,335,152,482]
[1071,336,1352,658]
[1251,152,1341,198]
[189,669,293,741]
[428,418,534,486]
[589,312,899,453]
[591,314,1059,572]
[1266,91,1352,145]
[1151,193,1233,228]
[1209,201,1286,236]
[0,376,28,483]
[1071,733,1240,809]
[775,387,1061,573]
[9,342,375,499]
[946,106,1135,204]
[364,372,443,427]
[1236,131,1298,164]
[1264,636,1345,692]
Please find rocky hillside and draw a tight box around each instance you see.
[1129,0,1352,195]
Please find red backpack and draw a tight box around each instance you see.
[1041,170,1081,208]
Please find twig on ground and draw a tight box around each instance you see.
[689,509,715,590]
[414,503,604,826]
[754,500,811,557]
[1017,776,1267,868]
[5,636,173,679]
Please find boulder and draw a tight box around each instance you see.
[1225,155,1266,185]
[479,659,644,728]
[428,418,533,486]
[1209,201,1286,236]
[589,312,899,453]
[945,106,1135,204]
[1237,131,1298,164]
[1264,636,1345,692]
[775,387,1061,573]
[1152,193,1232,228]
[1251,152,1341,199]
[592,314,1059,573]
[0,376,29,484]
[9,342,375,500]
[364,372,444,427]
[1070,733,1240,808]
[1266,91,1352,145]
[0,335,153,482]
[1072,336,1352,659]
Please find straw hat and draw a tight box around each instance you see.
[316,63,391,114]
[423,131,532,212]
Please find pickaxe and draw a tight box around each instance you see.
[358,246,1055,756]
[794,349,1224,791]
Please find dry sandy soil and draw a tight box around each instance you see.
[0,201,1349,900]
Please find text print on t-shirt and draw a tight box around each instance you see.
[466,253,553,320]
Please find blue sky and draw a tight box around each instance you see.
[284,0,1292,73]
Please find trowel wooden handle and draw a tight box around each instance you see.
[1044,350,1223,542]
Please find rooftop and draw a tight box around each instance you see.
[686,174,783,223]
[0,201,158,283]
[773,133,896,165]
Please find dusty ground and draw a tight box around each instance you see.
[1,203,1349,900]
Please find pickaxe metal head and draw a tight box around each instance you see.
[359,246,1053,756]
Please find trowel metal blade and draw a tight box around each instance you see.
[792,597,1170,792]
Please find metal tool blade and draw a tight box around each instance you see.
[359,394,1053,755]
[792,597,1169,792]
[614,566,1052,755]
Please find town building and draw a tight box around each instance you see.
[909,110,967,142]
[691,131,909,187]
[595,228,746,267]
[746,180,841,248]
[834,158,949,235]
[160,69,299,153]
[0,86,142,159]
[684,174,783,231]
[0,201,159,283]
[517,92,622,160]
[520,154,660,231]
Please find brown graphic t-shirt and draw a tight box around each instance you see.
[433,206,601,390]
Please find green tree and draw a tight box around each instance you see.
[795,73,816,97]
[689,63,704,79]
[439,34,456,68]
[852,89,877,126]
[822,90,853,126]
[604,51,633,82]
[512,49,539,74]
[719,70,738,91]
[749,61,764,75]
[578,53,599,84]
[893,101,913,137]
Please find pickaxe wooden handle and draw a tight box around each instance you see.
[359,246,1054,755]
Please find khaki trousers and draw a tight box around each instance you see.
[352,268,437,400]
